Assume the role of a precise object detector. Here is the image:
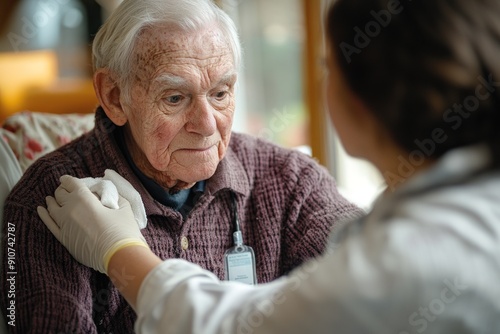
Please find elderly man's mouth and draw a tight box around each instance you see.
[177,145,218,156]
[183,146,215,152]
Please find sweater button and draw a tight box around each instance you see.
[181,236,189,250]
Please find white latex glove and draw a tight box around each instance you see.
[37,175,149,274]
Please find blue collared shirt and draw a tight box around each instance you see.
[115,127,205,216]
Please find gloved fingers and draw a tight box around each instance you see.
[44,196,64,225]
[59,174,89,193]
[45,195,61,210]
[37,205,63,241]
[60,175,103,207]
[54,186,71,205]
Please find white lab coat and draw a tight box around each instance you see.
[135,145,500,334]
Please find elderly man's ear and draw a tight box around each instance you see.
[93,69,128,126]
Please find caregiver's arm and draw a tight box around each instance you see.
[107,245,162,308]
[38,175,422,334]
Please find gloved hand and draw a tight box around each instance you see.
[37,175,149,274]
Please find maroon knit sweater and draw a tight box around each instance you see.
[1,109,362,333]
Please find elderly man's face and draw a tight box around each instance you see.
[122,24,237,190]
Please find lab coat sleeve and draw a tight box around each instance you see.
[134,150,500,333]
[135,259,290,334]
[134,224,425,334]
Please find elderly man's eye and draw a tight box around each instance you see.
[166,95,183,104]
[215,91,228,100]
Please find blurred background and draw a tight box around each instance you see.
[0,0,385,209]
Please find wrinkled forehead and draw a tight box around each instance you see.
[132,24,234,76]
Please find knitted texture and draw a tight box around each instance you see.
[1,108,363,333]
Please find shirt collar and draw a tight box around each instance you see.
[115,125,206,210]
[399,144,491,196]
[205,141,251,197]
[373,144,493,215]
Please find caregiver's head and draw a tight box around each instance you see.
[91,0,241,190]
[326,0,500,171]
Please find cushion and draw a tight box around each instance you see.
[0,111,95,172]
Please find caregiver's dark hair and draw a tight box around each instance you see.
[327,0,500,164]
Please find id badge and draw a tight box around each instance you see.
[224,244,257,285]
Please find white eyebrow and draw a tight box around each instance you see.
[153,74,190,90]
[152,72,237,90]
[217,72,238,86]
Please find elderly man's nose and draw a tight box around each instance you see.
[186,99,217,136]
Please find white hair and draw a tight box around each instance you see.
[92,0,241,101]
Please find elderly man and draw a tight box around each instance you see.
[1,0,362,332]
